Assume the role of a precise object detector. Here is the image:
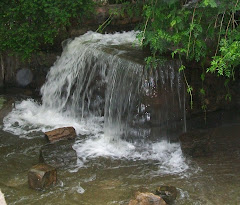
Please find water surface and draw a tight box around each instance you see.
[1,122,240,205]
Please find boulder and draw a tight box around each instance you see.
[129,192,167,205]
[155,186,177,204]
[179,130,212,157]
[39,140,77,168]
[28,163,57,190]
[0,190,7,205]
[44,127,76,143]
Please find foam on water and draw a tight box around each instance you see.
[3,99,103,137]
[73,136,188,174]
[76,31,139,45]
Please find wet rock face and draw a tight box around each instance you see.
[0,52,57,89]
[39,140,77,168]
[28,163,57,190]
[155,186,177,204]
[129,192,167,205]
[179,130,212,157]
[45,127,76,143]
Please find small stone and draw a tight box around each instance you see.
[156,186,177,204]
[28,163,57,190]
[129,192,167,205]
[45,127,76,143]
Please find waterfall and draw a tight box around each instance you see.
[3,31,188,173]
[39,31,146,141]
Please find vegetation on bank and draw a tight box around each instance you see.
[138,0,240,78]
[0,0,94,59]
[113,0,240,108]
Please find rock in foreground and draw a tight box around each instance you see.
[28,163,57,190]
[45,127,76,143]
[156,186,177,204]
[39,140,77,168]
[129,192,167,205]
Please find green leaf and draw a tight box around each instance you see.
[203,0,217,8]
[179,65,186,72]
[187,86,193,93]
[201,73,205,81]
[200,88,205,95]
[170,19,176,27]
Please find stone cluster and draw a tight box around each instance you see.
[28,127,77,190]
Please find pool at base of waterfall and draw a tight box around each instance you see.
[1,124,240,205]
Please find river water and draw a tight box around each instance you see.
[1,121,240,205]
[0,31,240,204]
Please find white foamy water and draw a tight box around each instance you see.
[3,99,104,138]
[73,136,188,174]
[3,31,188,174]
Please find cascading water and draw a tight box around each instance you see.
[3,31,188,174]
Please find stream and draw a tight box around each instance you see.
[1,120,240,204]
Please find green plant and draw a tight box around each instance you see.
[136,0,240,108]
[0,0,94,59]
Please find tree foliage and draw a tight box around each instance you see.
[0,0,94,59]
[137,0,240,80]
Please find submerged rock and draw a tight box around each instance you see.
[5,176,26,188]
[129,192,167,205]
[155,186,177,204]
[179,130,212,157]
[44,127,76,143]
[28,163,57,190]
[39,140,77,168]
